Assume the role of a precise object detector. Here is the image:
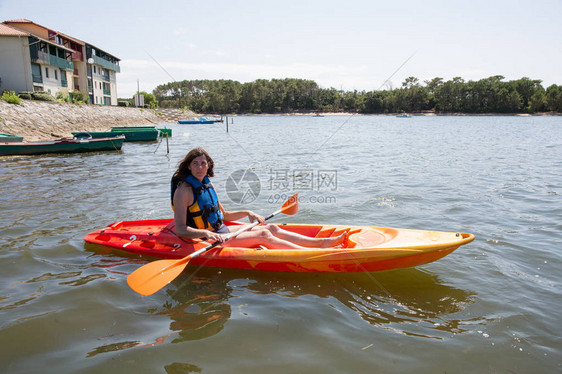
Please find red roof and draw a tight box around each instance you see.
[3,19,34,23]
[0,23,29,36]
[2,19,118,59]
[2,19,85,45]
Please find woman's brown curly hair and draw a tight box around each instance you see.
[172,147,215,187]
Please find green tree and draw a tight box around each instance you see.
[512,77,543,113]
[434,77,467,112]
[135,91,157,108]
[151,76,556,114]
[360,91,385,113]
[528,87,546,113]
[545,84,562,112]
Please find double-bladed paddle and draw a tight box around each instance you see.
[127,193,299,296]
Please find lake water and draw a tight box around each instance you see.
[1,115,560,373]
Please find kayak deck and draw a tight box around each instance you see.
[83,219,474,273]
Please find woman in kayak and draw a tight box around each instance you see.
[171,147,346,249]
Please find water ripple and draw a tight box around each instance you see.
[1,116,561,373]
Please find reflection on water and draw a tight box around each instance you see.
[173,266,473,341]
[206,266,475,339]
[85,261,474,358]
[85,262,233,357]
[160,275,232,343]
[164,362,202,374]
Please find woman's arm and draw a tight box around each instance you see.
[220,202,264,224]
[173,183,223,242]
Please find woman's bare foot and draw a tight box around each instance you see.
[319,232,347,248]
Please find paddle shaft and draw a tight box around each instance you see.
[175,208,282,265]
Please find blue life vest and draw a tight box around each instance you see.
[171,175,223,231]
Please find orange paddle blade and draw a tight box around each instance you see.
[281,193,299,215]
[127,256,191,296]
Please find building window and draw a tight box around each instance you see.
[61,70,68,87]
[45,67,49,78]
[55,70,58,80]
[31,63,42,83]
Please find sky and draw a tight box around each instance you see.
[1,0,561,98]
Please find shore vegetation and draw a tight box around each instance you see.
[1,90,22,105]
[151,76,562,115]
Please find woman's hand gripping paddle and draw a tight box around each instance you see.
[127,193,299,296]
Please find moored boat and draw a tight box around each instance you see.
[84,219,474,273]
[72,129,159,142]
[178,117,216,124]
[0,136,124,156]
[157,128,172,137]
[110,126,172,137]
[0,133,24,142]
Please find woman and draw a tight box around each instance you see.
[171,147,346,249]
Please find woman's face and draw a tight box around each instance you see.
[189,155,209,180]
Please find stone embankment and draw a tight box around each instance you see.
[0,101,193,141]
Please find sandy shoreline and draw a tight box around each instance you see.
[0,100,180,142]
[232,110,560,117]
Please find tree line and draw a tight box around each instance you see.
[151,76,562,114]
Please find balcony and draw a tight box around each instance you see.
[30,49,49,64]
[49,55,74,71]
[72,51,83,61]
[93,55,120,73]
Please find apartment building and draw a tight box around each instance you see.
[0,19,120,105]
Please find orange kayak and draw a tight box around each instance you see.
[83,219,474,273]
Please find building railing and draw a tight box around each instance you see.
[49,55,74,71]
[103,88,111,95]
[30,49,49,64]
[61,79,68,87]
[93,55,120,73]
[101,74,110,82]
[32,74,43,83]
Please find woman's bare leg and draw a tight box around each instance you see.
[226,229,305,249]
[263,224,346,247]
[224,224,346,248]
